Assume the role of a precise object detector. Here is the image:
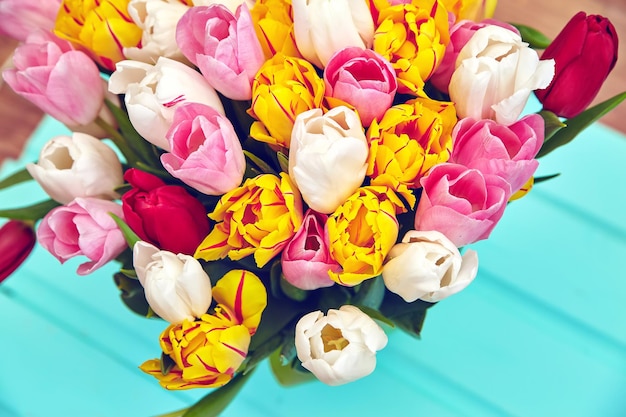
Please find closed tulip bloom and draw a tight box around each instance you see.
[449,25,555,126]
[382,230,478,303]
[292,0,375,69]
[0,0,61,42]
[250,0,302,59]
[281,210,339,290]
[0,220,36,283]
[108,57,225,150]
[176,4,265,100]
[324,47,397,127]
[535,12,619,118]
[161,103,245,195]
[289,106,369,214]
[26,133,124,204]
[295,305,388,386]
[37,198,127,275]
[3,33,106,127]
[133,241,213,324]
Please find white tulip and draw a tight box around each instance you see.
[289,106,368,214]
[449,25,555,126]
[382,230,478,303]
[124,0,191,64]
[292,0,374,68]
[295,305,387,386]
[133,241,213,324]
[26,133,123,204]
[108,57,224,150]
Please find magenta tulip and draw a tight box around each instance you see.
[176,4,265,100]
[37,198,127,276]
[414,163,511,247]
[0,220,36,282]
[449,114,544,193]
[535,12,619,118]
[161,103,246,195]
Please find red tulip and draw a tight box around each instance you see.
[535,12,618,118]
[0,220,36,283]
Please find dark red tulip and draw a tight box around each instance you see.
[535,12,618,118]
[0,220,36,283]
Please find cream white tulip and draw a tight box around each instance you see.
[382,230,478,303]
[124,0,191,64]
[133,241,213,324]
[449,25,555,126]
[26,133,123,204]
[295,305,388,386]
[289,106,368,214]
[108,57,224,150]
[292,0,374,68]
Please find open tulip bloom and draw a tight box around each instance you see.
[0,0,624,415]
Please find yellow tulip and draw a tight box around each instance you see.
[373,0,449,96]
[366,97,456,207]
[440,0,497,22]
[54,0,142,71]
[195,173,304,268]
[250,0,302,60]
[326,186,401,286]
[248,54,325,148]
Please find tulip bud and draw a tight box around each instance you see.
[0,220,36,283]
[295,305,388,386]
[133,241,213,324]
[534,12,619,118]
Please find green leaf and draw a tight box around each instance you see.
[0,199,60,220]
[379,291,436,338]
[534,173,560,184]
[0,168,32,191]
[113,272,152,317]
[269,349,316,387]
[352,276,386,310]
[243,150,277,175]
[277,152,289,173]
[109,213,141,249]
[182,369,255,417]
[539,110,566,141]
[511,23,551,49]
[537,91,626,158]
[355,305,395,328]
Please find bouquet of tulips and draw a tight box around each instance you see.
[0,0,623,415]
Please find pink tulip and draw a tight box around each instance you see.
[0,0,62,42]
[37,198,127,275]
[414,163,511,247]
[161,103,246,195]
[324,47,397,127]
[2,32,105,127]
[449,114,544,193]
[176,4,265,100]
[281,210,339,290]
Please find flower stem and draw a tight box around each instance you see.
[95,116,141,166]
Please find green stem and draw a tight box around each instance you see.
[95,116,141,166]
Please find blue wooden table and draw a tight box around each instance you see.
[1,109,625,417]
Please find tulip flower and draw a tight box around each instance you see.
[193,0,256,12]
[37,198,127,276]
[281,210,339,290]
[414,163,511,248]
[250,0,301,59]
[161,103,246,195]
[295,305,388,386]
[0,0,61,42]
[324,47,397,127]
[122,168,211,256]
[108,57,225,150]
[176,4,265,100]
[292,0,375,69]
[449,25,555,126]
[534,12,619,118]
[382,230,478,303]
[440,0,498,23]
[289,106,369,214]
[133,241,213,324]
[3,32,106,128]
[449,114,544,194]
[26,133,124,205]
[0,220,36,283]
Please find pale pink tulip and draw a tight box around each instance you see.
[161,103,245,195]
[281,210,339,290]
[37,198,127,275]
[176,4,265,100]
[324,47,397,127]
[449,114,544,193]
[0,0,62,42]
[3,32,106,127]
[414,163,511,247]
